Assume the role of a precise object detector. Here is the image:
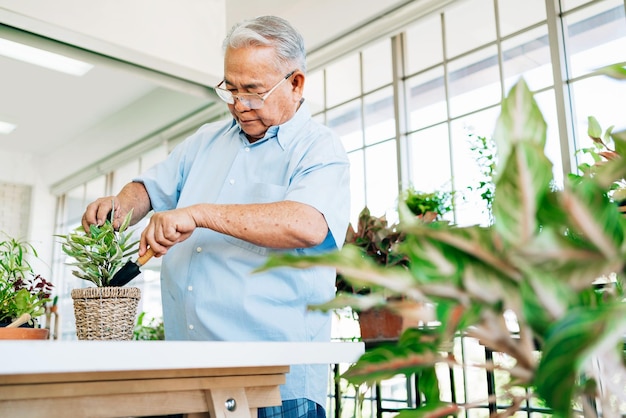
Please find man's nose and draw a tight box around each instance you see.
[233,97,251,111]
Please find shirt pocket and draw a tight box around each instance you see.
[247,182,287,203]
[223,235,271,257]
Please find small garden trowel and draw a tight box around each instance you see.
[109,247,156,286]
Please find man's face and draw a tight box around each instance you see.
[222,46,304,141]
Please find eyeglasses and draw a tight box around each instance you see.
[214,70,296,109]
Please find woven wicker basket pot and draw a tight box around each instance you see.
[71,287,141,340]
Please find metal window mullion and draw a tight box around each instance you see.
[359,53,369,207]
[105,172,114,197]
[546,0,577,178]
[392,34,410,193]
[493,0,506,101]
[440,11,457,225]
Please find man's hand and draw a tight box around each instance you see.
[81,182,152,234]
[140,207,197,256]
[82,196,123,231]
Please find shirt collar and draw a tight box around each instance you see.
[229,99,311,149]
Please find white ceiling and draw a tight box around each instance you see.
[0,53,155,156]
[0,0,411,186]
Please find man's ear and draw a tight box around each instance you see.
[291,71,305,99]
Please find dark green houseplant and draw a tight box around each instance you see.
[0,233,53,328]
[259,69,626,416]
[337,189,452,298]
[403,187,452,220]
[336,190,452,340]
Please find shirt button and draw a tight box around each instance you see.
[196,247,202,253]
[245,147,250,152]
[188,324,194,330]
[229,178,235,185]
[187,286,193,291]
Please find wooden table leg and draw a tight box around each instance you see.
[204,388,251,418]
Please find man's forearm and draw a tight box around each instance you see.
[118,182,152,225]
[188,200,328,249]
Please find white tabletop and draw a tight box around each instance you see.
[0,341,364,375]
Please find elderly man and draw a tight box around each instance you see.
[82,15,350,418]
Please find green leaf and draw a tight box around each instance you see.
[259,245,420,299]
[612,130,626,156]
[535,303,626,415]
[395,402,459,418]
[309,292,390,313]
[492,78,547,176]
[57,210,138,286]
[342,328,446,386]
[587,116,602,140]
[492,141,554,247]
[561,179,624,260]
[593,62,626,80]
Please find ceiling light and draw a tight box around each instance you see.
[0,120,17,135]
[0,38,93,76]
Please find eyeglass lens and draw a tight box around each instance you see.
[215,71,295,110]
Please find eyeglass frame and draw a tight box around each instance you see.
[214,70,297,109]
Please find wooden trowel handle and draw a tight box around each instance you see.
[137,247,156,266]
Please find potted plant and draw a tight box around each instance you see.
[335,190,451,341]
[403,187,453,221]
[133,311,165,341]
[337,207,408,341]
[57,209,142,340]
[259,70,626,416]
[468,134,497,223]
[0,232,54,339]
[571,114,626,214]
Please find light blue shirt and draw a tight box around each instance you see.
[135,101,350,407]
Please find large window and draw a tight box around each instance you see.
[303,0,626,416]
[305,0,626,228]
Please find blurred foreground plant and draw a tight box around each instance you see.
[258,70,626,417]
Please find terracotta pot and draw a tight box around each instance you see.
[0,327,49,340]
[358,308,403,341]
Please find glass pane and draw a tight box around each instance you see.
[569,75,626,169]
[362,38,393,92]
[561,0,594,11]
[84,177,106,213]
[408,123,452,194]
[405,13,444,74]
[348,149,366,225]
[498,0,547,36]
[461,337,489,404]
[325,53,361,107]
[327,99,363,152]
[141,144,168,172]
[445,0,496,58]
[364,140,398,219]
[304,69,324,114]
[565,0,626,78]
[111,160,140,194]
[406,66,447,131]
[364,87,395,145]
[533,89,564,188]
[448,46,501,118]
[502,25,553,92]
[450,107,500,227]
[65,184,86,227]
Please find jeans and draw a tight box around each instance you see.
[145,398,324,418]
[258,399,325,418]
